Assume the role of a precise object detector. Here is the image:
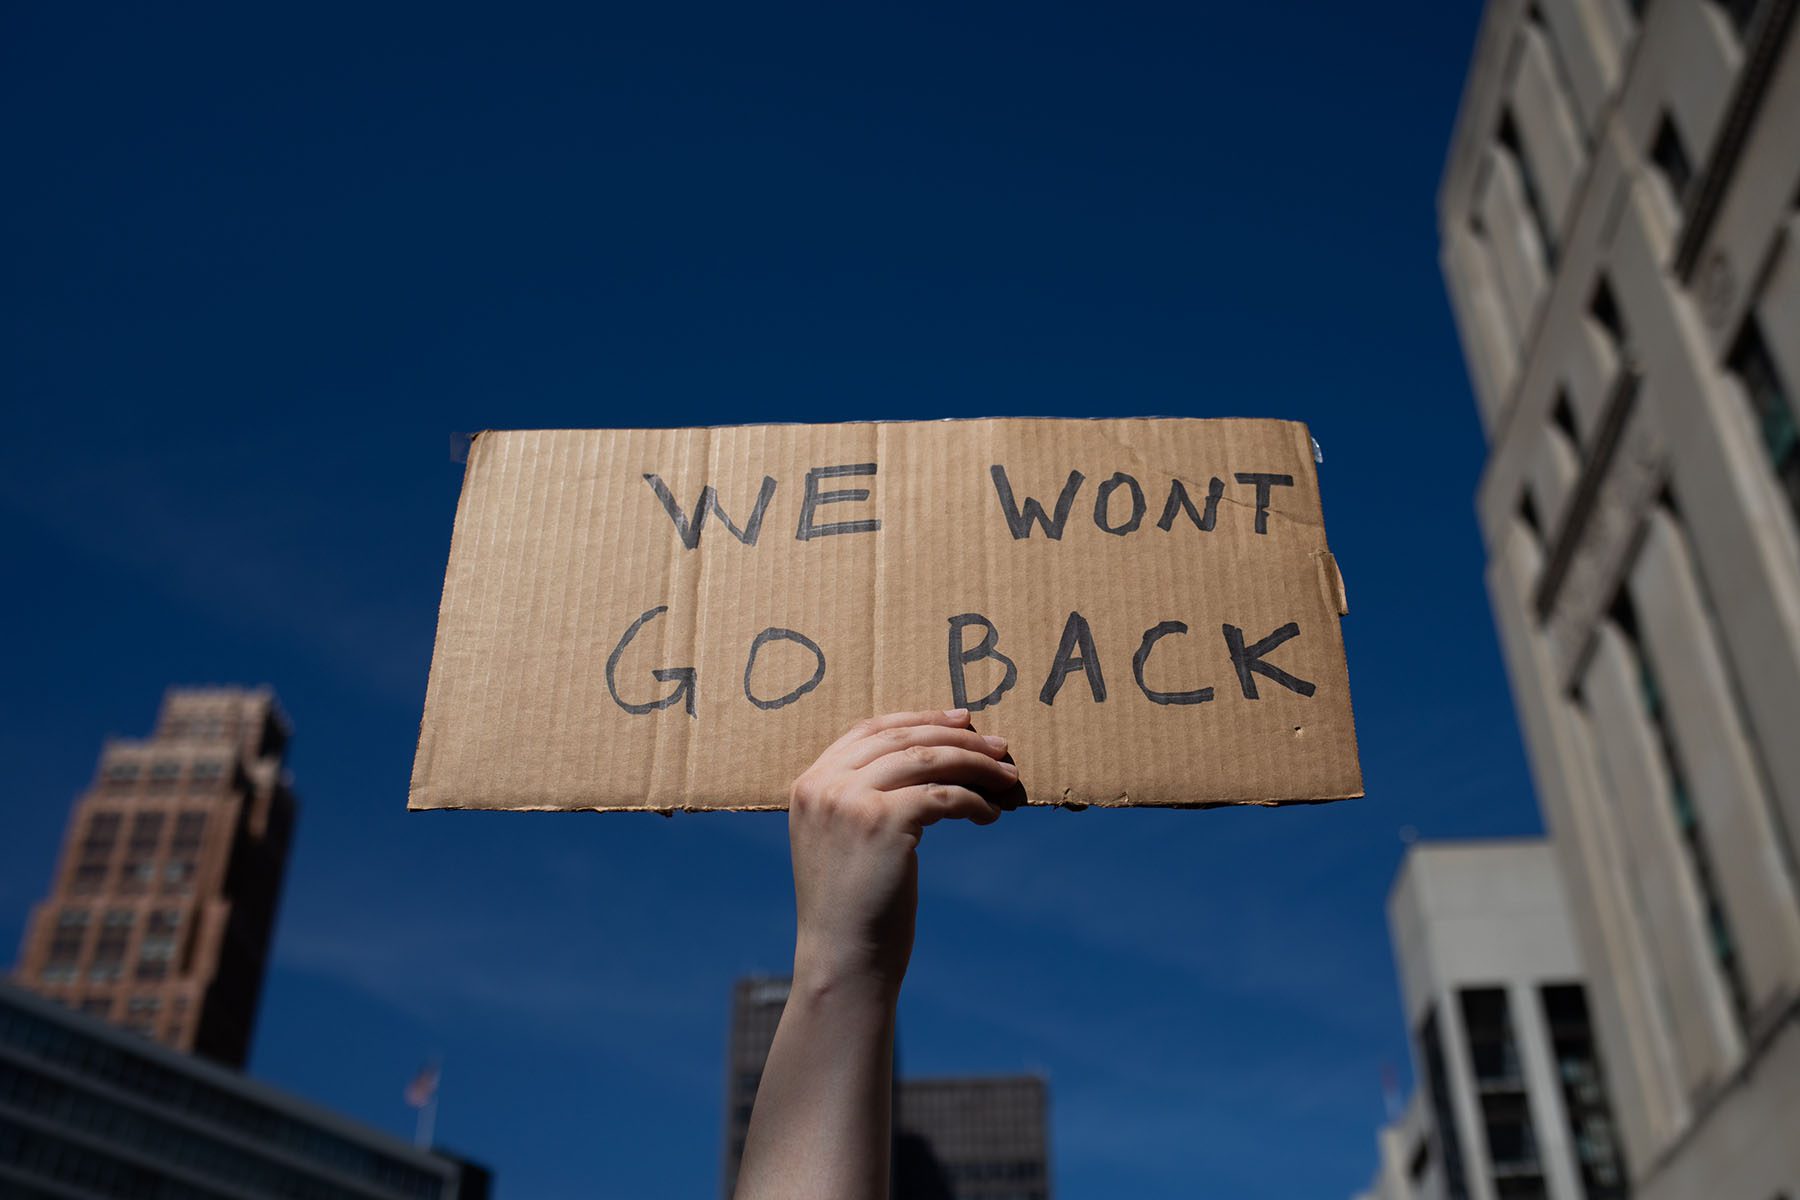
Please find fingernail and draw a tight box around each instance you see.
[999,761,1019,778]
[945,708,969,720]
[982,734,1007,751]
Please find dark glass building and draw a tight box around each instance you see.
[0,981,491,1200]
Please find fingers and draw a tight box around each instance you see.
[842,723,1008,769]
[827,708,972,756]
[884,783,1004,827]
[860,743,1019,794]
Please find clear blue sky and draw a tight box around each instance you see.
[0,3,1540,1196]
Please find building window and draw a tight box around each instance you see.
[1552,390,1583,450]
[137,909,177,979]
[47,910,89,965]
[1409,1136,1432,1182]
[90,910,133,983]
[172,812,206,854]
[1650,114,1693,213]
[1728,314,1800,532]
[1499,109,1558,267]
[81,812,122,853]
[161,860,195,894]
[1714,0,1763,39]
[1460,989,1545,1190]
[1589,278,1626,350]
[102,762,140,790]
[71,813,120,894]
[1609,589,1751,1024]
[127,812,164,854]
[147,760,182,789]
[1520,492,1544,539]
[79,996,112,1016]
[119,812,164,896]
[1541,985,1629,1198]
[1420,1007,1471,1200]
[189,761,224,789]
[1461,988,1525,1089]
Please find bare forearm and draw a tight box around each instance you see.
[734,967,896,1200]
[735,710,1013,1200]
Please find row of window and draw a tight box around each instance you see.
[69,810,209,897]
[79,811,209,856]
[0,1114,230,1200]
[101,760,233,792]
[0,1004,446,1198]
[1517,255,1791,1033]
[1469,0,1771,378]
[1520,265,1794,559]
[159,716,236,741]
[0,1061,427,1200]
[42,907,187,986]
[1606,588,1752,1023]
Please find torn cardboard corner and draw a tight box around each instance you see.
[410,418,1362,813]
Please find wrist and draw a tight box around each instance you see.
[792,937,905,1011]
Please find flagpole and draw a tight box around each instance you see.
[415,1084,438,1149]
[412,1057,441,1150]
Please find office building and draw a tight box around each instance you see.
[1355,840,1627,1200]
[1438,1,1800,1196]
[894,1076,1050,1200]
[13,688,298,1067]
[722,975,790,1198]
[722,975,1051,1200]
[0,980,490,1199]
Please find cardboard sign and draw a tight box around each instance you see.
[410,419,1360,812]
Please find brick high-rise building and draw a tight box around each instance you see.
[12,687,298,1067]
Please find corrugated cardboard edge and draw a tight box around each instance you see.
[407,794,1366,815]
[409,430,489,814]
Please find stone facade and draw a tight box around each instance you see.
[1438,2,1800,1196]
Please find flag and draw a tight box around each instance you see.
[405,1062,439,1109]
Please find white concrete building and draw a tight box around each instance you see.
[1356,841,1629,1200]
[1437,2,1800,1198]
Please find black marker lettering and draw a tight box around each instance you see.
[1039,611,1107,705]
[1093,472,1146,536]
[643,474,778,549]
[1131,621,1215,705]
[1223,621,1316,699]
[1233,472,1294,535]
[605,606,697,717]
[795,463,881,541]
[989,466,1086,540]
[1156,477,1224,532]
[743,627,827,710]
[947,613,1018,712]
